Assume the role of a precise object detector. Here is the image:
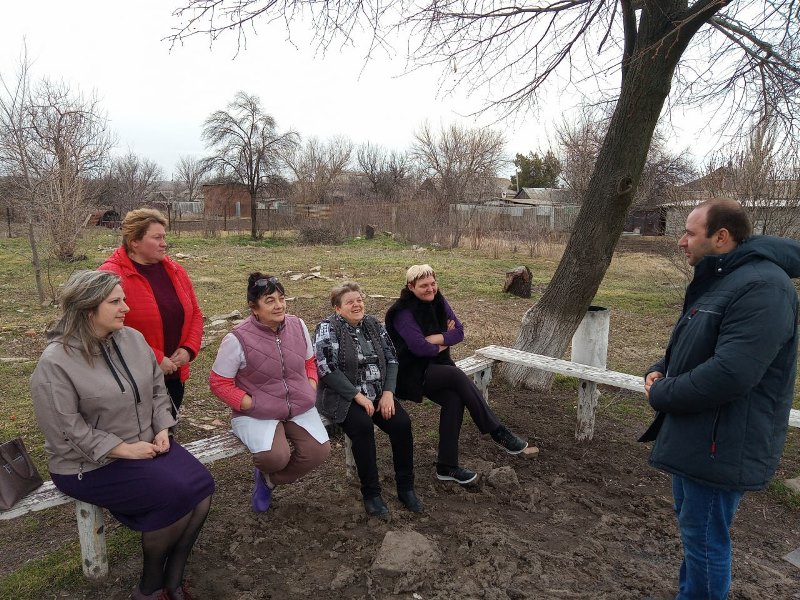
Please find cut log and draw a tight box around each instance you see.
[503,266,532,298]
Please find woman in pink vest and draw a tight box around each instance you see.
[209,273,330,512]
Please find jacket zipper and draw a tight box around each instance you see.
[275,336,292,418]
[710,408,721,458]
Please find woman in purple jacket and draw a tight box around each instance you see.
[385,264,528,485]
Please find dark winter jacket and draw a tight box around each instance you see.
[385,289,462,402]
[643,235,800,491]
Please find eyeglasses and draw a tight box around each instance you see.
[253,277,280,294]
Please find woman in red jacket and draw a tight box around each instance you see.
[99,209,203,417]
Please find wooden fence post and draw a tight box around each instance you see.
[571,306,610,441]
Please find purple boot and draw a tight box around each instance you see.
[252,468,273,512]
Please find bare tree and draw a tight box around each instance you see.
[357,142,411,201]
[175,154,207,203]
[171,1,800,389]
[284,135,353,204]
[412,122,506,211]
[106,152,163,216]
[702,121,800,237]
[202,91,298,239]
[0,52,114,268]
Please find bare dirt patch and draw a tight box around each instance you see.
[3,383,798,599]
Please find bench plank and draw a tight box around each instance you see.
[476,345,645,393]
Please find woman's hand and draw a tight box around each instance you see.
[159,356,178,375]
[240,394,254,411]
[153,429,171,454]
[108,441,160,459]
[447,319,456,331]
[169,348,191,368]
[377,391,395,420]
[354,392,374,417]
[425,333,445,345]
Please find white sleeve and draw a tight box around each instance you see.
[299,318,314,360]
[211,333,246,377]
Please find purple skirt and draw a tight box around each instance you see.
[51,442,214,532]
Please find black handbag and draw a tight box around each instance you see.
[0,437,44,511]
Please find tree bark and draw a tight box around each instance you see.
[506,3,712,389]
[250,190,258,239]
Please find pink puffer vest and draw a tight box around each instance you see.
[230,315,315,421]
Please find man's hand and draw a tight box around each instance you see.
[644,371,664,399]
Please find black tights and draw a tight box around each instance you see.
[139,495,211,595]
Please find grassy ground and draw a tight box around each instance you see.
[0,226,797,598]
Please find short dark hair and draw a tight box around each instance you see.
[330,282,362,307]
[247,272,285,306]
[698,199,752,243]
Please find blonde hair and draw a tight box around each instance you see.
[405,264,435,285]
[121,208,167,251]
[50,270,121,361]
[330,282,362,307]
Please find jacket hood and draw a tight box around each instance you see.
[700,235,800,279]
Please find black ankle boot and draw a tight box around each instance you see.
[363,495,389,517]
[397,489,423,513]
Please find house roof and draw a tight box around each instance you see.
[511,188,574,205]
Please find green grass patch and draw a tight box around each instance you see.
[0,526,139,600]
[765,479,800,510]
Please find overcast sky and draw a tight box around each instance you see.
[1,1,710,179]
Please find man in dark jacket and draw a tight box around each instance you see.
[642,199,800,600]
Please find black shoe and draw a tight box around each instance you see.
[363,495,389,517]
[397,489,423,513]
[436,465,478,485]
[491,425,528,454]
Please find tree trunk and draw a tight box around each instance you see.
[250,191,258,239]
[505,5,704,389]
[27,217,45,305]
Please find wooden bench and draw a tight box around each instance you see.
[475,344,800,431]
[0,354,495,580]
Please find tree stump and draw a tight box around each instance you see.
[503,266,532,298]
[364,224,375,239]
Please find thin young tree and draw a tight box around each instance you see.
[171,1,800,389]
[1,51,114,269]
[201,91,298,239]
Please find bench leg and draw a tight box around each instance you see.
[344,434,357,478]
[75,500,108,579]
[472,367,493,404]
[575,379,599,441]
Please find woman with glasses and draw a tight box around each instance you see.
[315,282,420,518]
[209,273,330,512]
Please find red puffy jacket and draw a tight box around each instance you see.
[99,246,204,383]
